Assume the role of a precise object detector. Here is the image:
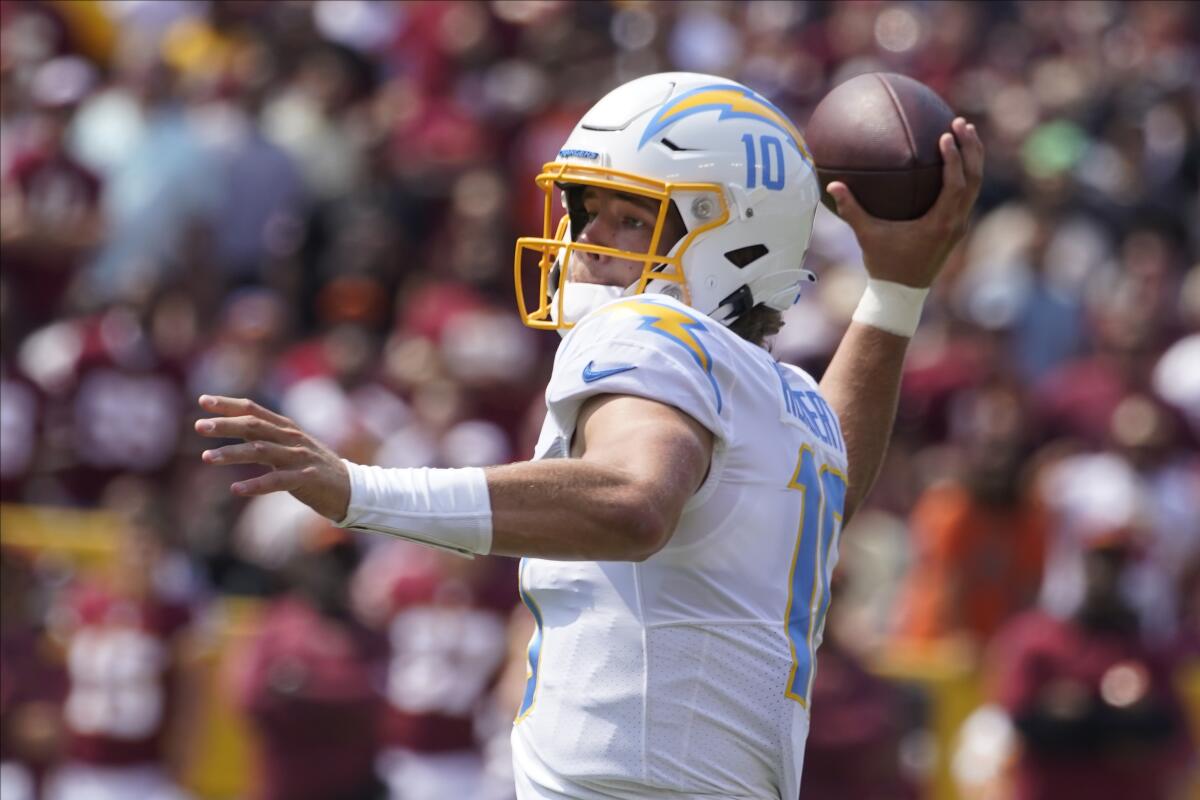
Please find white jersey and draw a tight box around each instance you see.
[511,294,848,800]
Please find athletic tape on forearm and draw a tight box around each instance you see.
[851,279,930,338]
[335,461,493,557]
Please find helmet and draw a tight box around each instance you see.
[514,72,820,331]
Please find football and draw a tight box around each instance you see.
[805,72,956,221]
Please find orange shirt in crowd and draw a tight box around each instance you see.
[893,482,1048,647]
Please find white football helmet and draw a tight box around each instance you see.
[514,72,821,331]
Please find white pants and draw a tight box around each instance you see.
[45,763,190,800]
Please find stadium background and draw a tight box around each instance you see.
[0,1,1197,799]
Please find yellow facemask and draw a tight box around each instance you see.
[513,161,729,331]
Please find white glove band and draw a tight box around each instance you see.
[335,461,493,557]
[851,279,930,338]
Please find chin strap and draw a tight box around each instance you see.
[711,269,818,326]
[712,285,754,325]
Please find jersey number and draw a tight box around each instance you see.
[742,134,786,190]
[65,628,168,739]
[385,608,507,716]
[784,446,847,706]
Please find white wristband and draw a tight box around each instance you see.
[336,461,493,557]
[851,278,930,338]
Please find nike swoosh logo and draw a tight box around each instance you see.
[581,361,638,383]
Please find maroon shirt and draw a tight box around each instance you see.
[61,586,192,766]
[799,643,919,800]
[39,312,188,504]
[5,147,101,323]
[358,544,516,753]
[991,610,1193,800]
[231,596,388,800]
[1032,358,1134,445]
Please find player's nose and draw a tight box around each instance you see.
[576,217,613,262]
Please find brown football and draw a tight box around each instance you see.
[805,72,955,221]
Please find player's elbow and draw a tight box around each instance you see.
[613,488,676,562]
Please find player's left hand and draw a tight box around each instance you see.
[195,395,350,521]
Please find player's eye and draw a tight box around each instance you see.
[622,216,647,230]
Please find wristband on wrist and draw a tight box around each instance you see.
[335,460,493,557]
[851,278,930,338]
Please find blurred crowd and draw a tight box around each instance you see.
[0,2,1197,800]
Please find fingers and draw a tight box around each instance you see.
[928,119,972,221]
[198,395,292,427]
[194,414,300,445]
[959,120,985,200]
[202,441,307,468]
[940,128,966,195]
[826,181,870,230]
[228,469,309,497]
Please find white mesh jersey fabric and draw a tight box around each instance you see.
[513,294,846,799]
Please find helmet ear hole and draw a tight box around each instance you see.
[724,244,769,268]
[664,199,687,240]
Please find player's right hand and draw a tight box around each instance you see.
[826,116,984,289]
[195,395,351,522]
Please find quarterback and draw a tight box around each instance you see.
[197,72,983,799]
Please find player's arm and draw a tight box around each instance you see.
[487,393,712,560]
[820,117,983,522]
[194,392,713,562]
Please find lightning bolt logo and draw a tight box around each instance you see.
[601,299,723,412]
[639,84,811,163]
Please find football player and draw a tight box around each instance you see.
[197,72,983,798]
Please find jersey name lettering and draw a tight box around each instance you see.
[775,364,844,454]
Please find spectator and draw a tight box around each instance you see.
[191,55,306,289]
[1,56,103,329]
[70,48,220,305]
[1039,438,1200,644]
[228,533,388,800]
[260,46,367,202]
[15,298,190,507]
[352,543,517,800]
[891,384,1047,650]
[45,505,202,800]
[987,528,1195,800]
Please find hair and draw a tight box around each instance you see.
[729,304,783,347]
[718,238,783,347]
